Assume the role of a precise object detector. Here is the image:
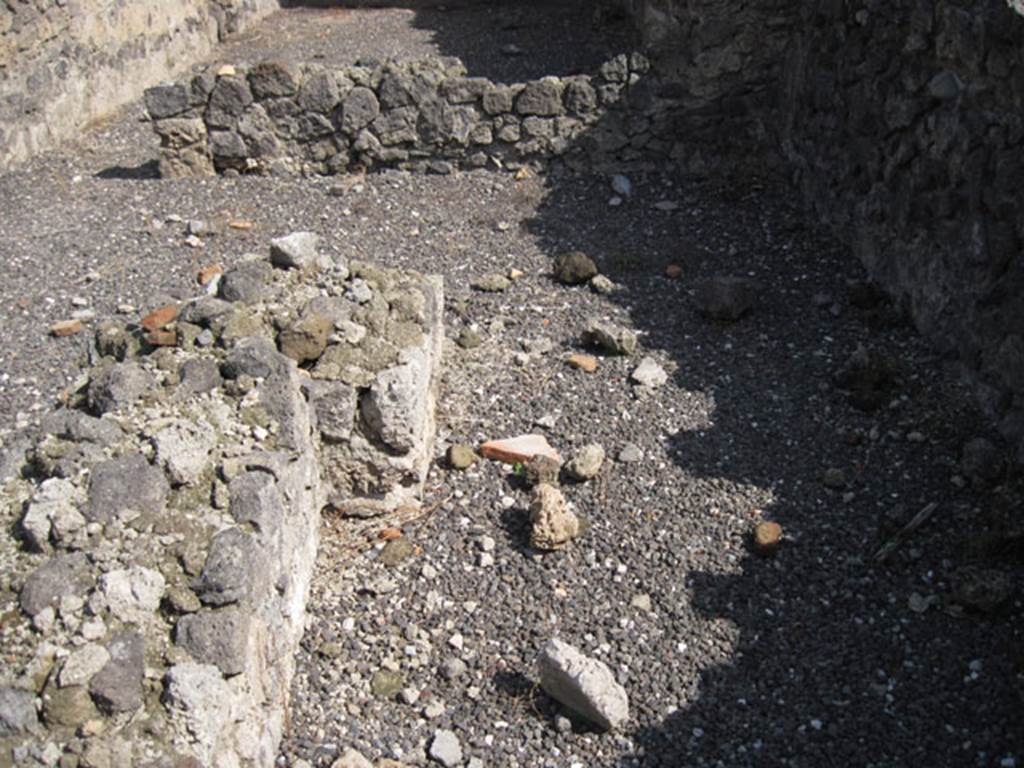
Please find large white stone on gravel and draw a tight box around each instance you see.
[429,729,463,767]
[630,357,668,388]
[98,565,165,624]
[269,231,331,272]
[538,638,629,730]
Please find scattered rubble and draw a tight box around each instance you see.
[537,638,630,730]
[480,434,562,464]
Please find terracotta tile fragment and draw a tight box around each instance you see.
[197,264,224,285]
[567,353,598,373]
[141,305,178,331]
[51,319,83,337]
[480,434,562,465]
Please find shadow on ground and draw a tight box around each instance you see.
[388,2,1024,765]
[89,0,1023,762]
[279,0,633,81]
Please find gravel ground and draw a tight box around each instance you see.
[1,2,1021,767]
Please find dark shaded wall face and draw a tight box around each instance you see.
[617,0,1024,459]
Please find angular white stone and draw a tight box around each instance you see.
[98,566,165,624]
[153,419,215,486]
[21,478,83,552]
[538,638,629,730]
[59,643,111,688]
[429,729,463,767]
[163,663,235,765]
[630,356,668,388]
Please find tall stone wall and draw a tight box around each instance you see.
[782,0,1024,454]
[619,0,1024,458]
[0,0,279,171]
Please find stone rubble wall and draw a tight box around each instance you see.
[145,52,688,177]
[616,0,1024,459]
[0,0,279,171]
[781,0,1024,456]
[0,235,443,767]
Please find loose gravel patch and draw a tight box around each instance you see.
[0,3,1021,768]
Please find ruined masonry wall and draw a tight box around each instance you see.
[0,0,279,171]
[617,0,1024,459]
[145,53,685,177]
[0,235,443,767]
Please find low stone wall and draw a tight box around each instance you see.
[0,235,443,766]
[146,53,684,176]
[0,0,279,171]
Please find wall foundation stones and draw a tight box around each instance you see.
[147,53,664,177]
[0,233,444,766]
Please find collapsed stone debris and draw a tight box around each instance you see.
[0,233,442,766]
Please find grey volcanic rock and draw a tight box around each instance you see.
[553,251,598,285]
[307,380,357,442]
[695,276,761,322]
[180,296,235,326]
[248,61,298,99]
[516,78,564,116]
[222,338,287,380]
[19,552,92,618]
[583,319,636,356]
[0,687,39,736]
[145,83,189,119]
[219,261,273,304]
[87,453,169,523]
[228,471,283,534]
[538,638,629,730]
[87,362,154,415]
[89,633,145,714]
[178,358,223,395]
[175,608,252,676]
[192,527,265,606]
[340,87,381,134]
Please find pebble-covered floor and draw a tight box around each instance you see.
[0,3,1020,768]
